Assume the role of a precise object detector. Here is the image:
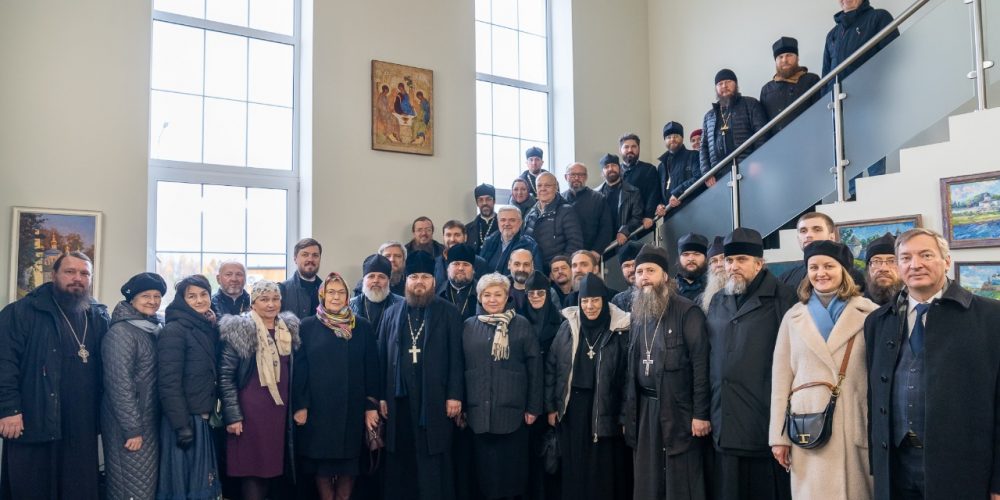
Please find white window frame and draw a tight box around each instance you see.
[147,3,302,273]
[475,0,554,198]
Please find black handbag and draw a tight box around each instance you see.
[783,336,856,449]
[540,426,560,474]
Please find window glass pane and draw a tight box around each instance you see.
[247,104,292,169]
[247,188,287,253]
[476,81,493,134]
[206,0,248,27]
[491,26,518,80]
[249,39,293,107]
[150,90,203,162]
[519,88,547,142]
[493,136,521,189]
[249,0,294,36]
[155,252,203,305]
[154,0,205,18]
[518,0,546,36]
[492,84,518,138]
[202,185,247,253]
[518,32,546,85]
[246,254,287,284]
[203,97,247,166]
[491,0,518,29]
[151,21,204,94]
[475,22,492,75]
[477,134,493,185]
[204,31,247,100]
[156,182,202,251]
[475,0,491,22]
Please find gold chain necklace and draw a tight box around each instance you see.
[406,312,426,364]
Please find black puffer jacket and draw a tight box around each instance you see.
[0,283,110,442]
[157,300,219,431]
[217,311,301,425]
[657,146,702,202]
[758,69,821,133]
[563,187,613,253]
[524,194,584,267]
[699,94,768,177]
[544,304,629,438]
[823,0,898,80]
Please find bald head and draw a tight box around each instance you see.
[535,172,559,203]
[565,163,589,192]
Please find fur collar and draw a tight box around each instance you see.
[219,311,301,359]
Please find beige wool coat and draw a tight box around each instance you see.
[769,296,877,500]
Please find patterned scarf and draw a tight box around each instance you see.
[316,272,356,340]
[477,309,515,361]
[251,310,293,406]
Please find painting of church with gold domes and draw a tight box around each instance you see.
[9,207,102,302]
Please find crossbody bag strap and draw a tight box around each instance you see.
[788,335,857,398]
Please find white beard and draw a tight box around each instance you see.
[363,283,389,303]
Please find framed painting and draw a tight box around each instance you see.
[836,215,921,270]
[955,261,1000,300]
[371,60,433,155]
[941,171,1000,249]
[8,207,103,301]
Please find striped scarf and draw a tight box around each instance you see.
[477,309,515,361]
[316,272,356,339]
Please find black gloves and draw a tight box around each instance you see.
[175,426,194,450]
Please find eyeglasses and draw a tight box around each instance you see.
[566,173,587,178]
[527,290,547,298]
[326,289,349,297]
[868,258,896,268]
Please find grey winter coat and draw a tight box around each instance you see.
[101,301,161,500]
[524,194,584,267]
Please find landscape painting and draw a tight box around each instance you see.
[9,207,102,301]
[371,60,433,155]
[955,262,1000,300]
[836,215,921,270]
[941,171,1000,249]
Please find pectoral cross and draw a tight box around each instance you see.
[586,348,595,360]
[78,345,90,364]
[409,345,421,364]
[642,356,654,376]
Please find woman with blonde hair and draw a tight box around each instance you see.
[769,241,876,499]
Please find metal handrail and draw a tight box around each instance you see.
[602,0,931,257]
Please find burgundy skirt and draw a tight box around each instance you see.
[227,353,290,478]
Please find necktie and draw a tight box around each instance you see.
[909,302,930,355]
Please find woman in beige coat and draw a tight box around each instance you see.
[769,241,877,500]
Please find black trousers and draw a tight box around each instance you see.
[891,441,925,500]
[1,439,99,500]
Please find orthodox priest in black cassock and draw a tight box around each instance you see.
[622,245,711,500]
[544,274,632,500]
[704,229,795,500]
[378,251,465,500]
[0,259,109,500]
[466,184,499,253]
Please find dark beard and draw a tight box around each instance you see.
[680,263,707,282]
[866,277,903,305]
[53,284,90,312]
[390,271,403,285]
[405,289,433,308]
[776,65,801,80]
[718,96,732,107]
[512,271,530,285]
[450,276,473,288]
[631,281,670,321]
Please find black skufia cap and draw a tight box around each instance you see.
[617,241,642,264]
[723,228,764,258]
[865,232,896,263]
[444,244,476,266]
[405,251,436,276]
[634,244,670,271]
[662,121,684,138]
[526,146,543,159]
[678,233,709,255]
[772,36,799,58]
[474,183,496,200]
[363,254,391,277]
[707,236,725,259]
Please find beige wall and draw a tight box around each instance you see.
[310,0,478,285]
[647,0,913,146]
[0,1,151,304]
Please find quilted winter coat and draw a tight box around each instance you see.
[101,301,162,500]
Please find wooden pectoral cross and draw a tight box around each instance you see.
[409,345,422,364]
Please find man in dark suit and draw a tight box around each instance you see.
[865,228,1000,499]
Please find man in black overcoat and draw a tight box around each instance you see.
[704,229,796,500]
[759,37,820,133]
[865,228,1000,499]
[378,251,464,500]
[0,252,109,500]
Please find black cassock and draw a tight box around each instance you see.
[379,297,464,500]
[438,284,478,500]
[624,296,711,500]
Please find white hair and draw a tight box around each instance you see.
[378,241,407,260]
[496,205,522,220]
[476,272,511,296]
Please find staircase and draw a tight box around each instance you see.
[764,107,1000,266]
